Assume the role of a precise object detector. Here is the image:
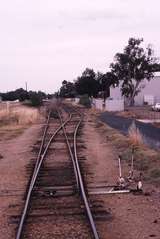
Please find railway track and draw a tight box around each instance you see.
[16,103,99,239]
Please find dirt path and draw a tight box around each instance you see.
[83,110,160,239]
[0,124,41,239]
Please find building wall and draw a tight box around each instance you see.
[110,76,160,105]
[135,76,160,105]
[110,86,122,100]
[92,98,104,110]
[105,99,124,111]
[92,98,124,111]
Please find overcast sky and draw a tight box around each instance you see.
[0,0,160,93]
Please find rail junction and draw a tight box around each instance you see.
[16,102,100,239]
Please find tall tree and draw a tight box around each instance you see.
[96,72,117,102]
[110,38,159,106]
[59,80,76,98]
[75,68,99,97]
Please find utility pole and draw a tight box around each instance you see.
[25,82,28,92]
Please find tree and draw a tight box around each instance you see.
[110,38,159,106]
[75,68,99,97]
[59,80,76,98]
[96,72,118,102]
[15,88,29,101]
[1,88,29,101]
[28,91,43,107]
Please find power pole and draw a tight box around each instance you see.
[25,82,28,92]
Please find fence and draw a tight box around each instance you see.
[92,98,124,112]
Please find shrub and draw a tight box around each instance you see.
[128,121,144,145]
[79,94,91,108]
[29,93,43,107]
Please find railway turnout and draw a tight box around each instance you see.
[16,103,99,239]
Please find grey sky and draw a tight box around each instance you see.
[0,0,160,93]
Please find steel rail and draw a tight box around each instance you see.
[16,113,72,239]
[31,111,51,183]
[73,113,100,239]
[61,105,100,238]
[58,110,80,191]
[16,111,51,239]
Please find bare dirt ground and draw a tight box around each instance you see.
[0,124,41,239]
[83,109,160,239]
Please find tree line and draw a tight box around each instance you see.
[0,88,53,106]
[58,38,160,106]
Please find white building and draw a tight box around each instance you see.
[110,73,160,106]
[92,98,124,111]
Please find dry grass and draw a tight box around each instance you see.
[0,104,41,140]
[0,105,40,126]
[128,121,144,146]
